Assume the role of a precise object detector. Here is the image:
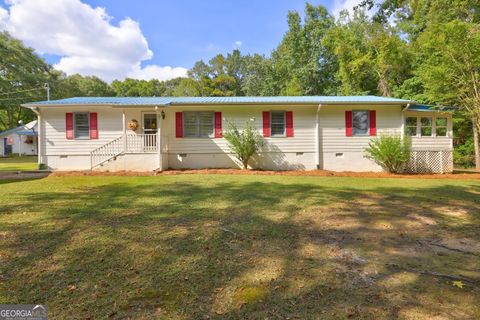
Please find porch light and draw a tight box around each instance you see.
[161,110,165,119]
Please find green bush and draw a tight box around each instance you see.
[365,135,411,173]
[38,163,48,170]
[223,120,264,169]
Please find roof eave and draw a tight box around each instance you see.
[22,100,414,108]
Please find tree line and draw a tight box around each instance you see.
[0,0,478,168]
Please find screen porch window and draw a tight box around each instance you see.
[405,117,417,136]
[436,117,447,136]
[421,117,432,136]
[352,110,369,136]
[271,111,286,137]
[74,112,90,139]
[183,111,214,138]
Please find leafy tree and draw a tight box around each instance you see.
[415,21,480,169]
[111,78,164,96]
[272,3,338,95]
[54,74,115,98]
[326,9,411,96]
[223,120,264,169]
[0,32,54,131]
[241,54,277,96]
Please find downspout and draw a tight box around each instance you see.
[401,103,411,141]
[31,107,42,168]
[316,104,322,170]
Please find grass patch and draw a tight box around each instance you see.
[0,174,479,319]
[0,156,37,171]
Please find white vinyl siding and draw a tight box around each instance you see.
[166,106,316,153]
[39,105,453,171]
[41,108,123,156]
[320,105,402,152]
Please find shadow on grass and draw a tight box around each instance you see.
[1,178,480,319]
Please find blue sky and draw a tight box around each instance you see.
[0,0,351,81]
[81,0,333,68]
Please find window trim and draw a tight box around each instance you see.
[182,111,214,138]
[352,110,370,136]
[73,112,90,140]
[404,115,450,138]
[420,116,433,137]
[405,116,418,137]
[142,112,158,134]
[435,117,448,137]
[270,110,286,138]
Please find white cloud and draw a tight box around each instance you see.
[0,6,8,30]
[128,64,188,81]
[0,0,187,82]
[332,0,364,17]
[234,41,242,49]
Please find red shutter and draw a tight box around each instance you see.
[90,112,98,139]
[175,112,183,138]
[66,113,74,140]
[345,111,353,137]
[286,111,294,137]
[262,111,271,137]
[369,110,376,136]
[214,112,222,138]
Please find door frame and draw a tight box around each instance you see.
[141,112,158,134]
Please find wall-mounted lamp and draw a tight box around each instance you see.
[161,110,166,119]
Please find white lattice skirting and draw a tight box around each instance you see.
[405,150,453,173]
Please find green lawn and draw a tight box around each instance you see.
[0,156,37,171]
[0,174,479,319]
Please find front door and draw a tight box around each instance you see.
[143,113,157,134]
[143,113,158,151]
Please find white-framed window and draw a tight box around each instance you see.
[420,117,432,136]
[352,110,369,136]
[183,111,214,138]
[436,117,447,136]
[271,111,286,137]
[74,112,90,139]
[404,116,449,137]
[405,117,417,136]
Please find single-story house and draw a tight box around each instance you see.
[21,96,454,173]
[0,120,38,157]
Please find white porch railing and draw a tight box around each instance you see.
[90,135,124,168]
[126,134,158,153]
[90,134,159,169]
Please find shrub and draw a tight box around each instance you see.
[365,135,411,173]
[223,120,264,169]
[38,163,48,170]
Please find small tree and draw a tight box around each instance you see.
[365,135,411,173]
[223,120,264,169]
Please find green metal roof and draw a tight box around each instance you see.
[407,104,456,112]
[23,95,414,107]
